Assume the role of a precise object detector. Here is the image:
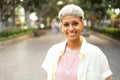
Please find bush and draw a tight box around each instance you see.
[90,27,120,40]
[0,28,38,41]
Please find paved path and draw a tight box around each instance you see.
[0,30,120,80]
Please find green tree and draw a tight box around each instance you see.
[77,0,120,27]
[0,0,21,29]
[0,0,21,21]
[21,0,60,27]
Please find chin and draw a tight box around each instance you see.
[67,36,79,41]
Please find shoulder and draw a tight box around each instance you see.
[47,40,66,53]
[87,43,101,52]
[86,42,106,58]
[50,40,66,49]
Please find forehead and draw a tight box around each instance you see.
[62,15,80,23]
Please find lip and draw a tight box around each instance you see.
[68,31,77,37]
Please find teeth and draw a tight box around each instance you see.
[69,33,75,36]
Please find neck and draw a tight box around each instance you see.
[67,36,83,50]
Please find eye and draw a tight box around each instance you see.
[64,23,69,27]
[72,21,79,26]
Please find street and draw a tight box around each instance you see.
[0,30,120,80]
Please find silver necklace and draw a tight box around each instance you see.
[65,49,79,75]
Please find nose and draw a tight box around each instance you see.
[69,25,74,31]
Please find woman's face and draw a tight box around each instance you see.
[61,15,84,41]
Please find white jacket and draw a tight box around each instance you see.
[41,38,113,80]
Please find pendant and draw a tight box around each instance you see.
[66,70,69,75]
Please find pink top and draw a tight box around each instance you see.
[55,47,79,80]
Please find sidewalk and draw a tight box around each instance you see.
[0,30,47,49]
[88,30,120,46]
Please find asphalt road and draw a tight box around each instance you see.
[0,30,120,80]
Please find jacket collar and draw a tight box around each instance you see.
[58,37,88,56]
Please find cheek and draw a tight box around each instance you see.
[61,25,66,32]
[62,28,67,33]
[61,26,64,32]
[79,24,84,30]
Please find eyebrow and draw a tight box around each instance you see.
[72,21,79,22]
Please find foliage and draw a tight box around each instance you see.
[0,0,21,21]
[77,0,120,20]
[0,28,37,41]
[0,0,119,21]
[21,0,57,17]
[0,0,120,28]
[90,27,120,40]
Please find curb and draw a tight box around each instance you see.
[88,30,120,46]
[0,30,47,49]
[0,34,33,48]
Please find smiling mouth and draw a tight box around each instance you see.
[68,31,77,37]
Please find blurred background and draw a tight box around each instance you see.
[0,0,120,31]
[0,0,120,41]
[0,0,120,80]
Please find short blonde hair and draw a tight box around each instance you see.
[58,4,84,21]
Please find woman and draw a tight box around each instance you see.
[42,4,113,80]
